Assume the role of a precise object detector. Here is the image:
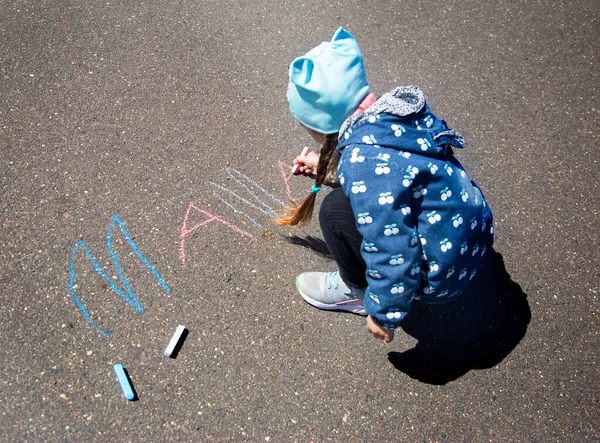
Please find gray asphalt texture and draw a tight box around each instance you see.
[1,0,598,441]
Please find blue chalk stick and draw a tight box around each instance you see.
[114,364,135,400]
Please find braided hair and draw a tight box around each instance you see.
[273,133,341,226]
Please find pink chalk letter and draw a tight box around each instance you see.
[179,204,255,266]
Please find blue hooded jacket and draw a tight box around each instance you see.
[336,86,494,329]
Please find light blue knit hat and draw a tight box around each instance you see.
[287,27,370,134]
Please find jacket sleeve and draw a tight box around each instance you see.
[339,147,423,329]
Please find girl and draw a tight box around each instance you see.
[276,27,494,343]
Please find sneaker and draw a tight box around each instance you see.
[296,270,366,316]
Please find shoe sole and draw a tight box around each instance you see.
[296,278,367,316]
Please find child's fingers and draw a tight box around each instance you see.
[292,156,309,175]
[372,330,393,343]
[367,316,395,343]
[293,157,316,176]
[300,165,314,175]
[303,153,320,171]
[383,330,394,343]
[292,147,313,175]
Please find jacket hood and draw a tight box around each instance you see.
[337,86,466,156]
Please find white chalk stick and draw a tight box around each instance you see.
[164,325,186,357]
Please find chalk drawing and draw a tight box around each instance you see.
[179,163,299,266]
[278,161,294,202]
[69,214,171,338]
[178,204,256,266]
[208,167,287,228]
[214,194,263,228]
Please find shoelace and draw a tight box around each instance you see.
[326,271,340,290]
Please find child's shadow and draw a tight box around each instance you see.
[388,248,530,385]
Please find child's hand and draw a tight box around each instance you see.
[294,151,320,177]
[367,315,395,343]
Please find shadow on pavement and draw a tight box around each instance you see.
[389,248,531,385]
[286,235,334,260]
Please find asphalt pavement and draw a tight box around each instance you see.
[1,0,598,441]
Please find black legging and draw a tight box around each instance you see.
[319,187,368,289]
